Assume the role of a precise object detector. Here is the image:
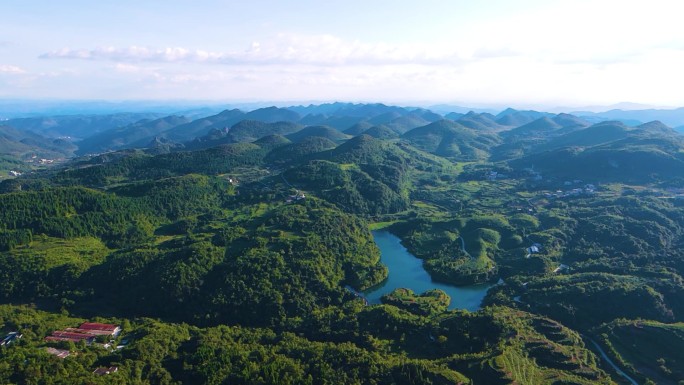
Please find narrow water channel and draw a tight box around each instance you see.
[363,230,492,312]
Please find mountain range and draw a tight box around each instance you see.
[4,100,684,385]
[2,103,684,185]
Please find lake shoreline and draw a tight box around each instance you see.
[363,230,493,312]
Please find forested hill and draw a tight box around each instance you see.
[2,103,684,384]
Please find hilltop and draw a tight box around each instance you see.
[403,119,501,160]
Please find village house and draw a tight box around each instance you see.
[45,322,121,344]
[527,243,542,254]
[45,331,96,344]
[93,366,118,376]
[286,190,306,203]
[45,347,71,358]
[1,332,22,346]
[78,322,122,337]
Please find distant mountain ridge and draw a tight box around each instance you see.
[76,115,190,155]
[5,113,165,139]
[3,102,683,184]
[0,125,76,159]
[572,107,684,127]
[510,119,684,182]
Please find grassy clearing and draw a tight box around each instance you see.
[8,235,110,269]
[339,163,358,171]
[368,221,399,231]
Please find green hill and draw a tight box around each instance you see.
[444,112,464,120]
[501,117,563,139]
[594,320,684,384]
[185,125,300,152]
[343,121,374,135]
[368,111,403,125]
[492,115,592,160]
[553,113,591,129]
[282,135,452,215]
[385,113,432,134]
[4,112,162,139]
[362,125,400,140]
[76,115,190,155]
[512,143,684,182]
[495,108,551,127]
[510,120,684,182]
[501,114,588,140]
[227,120,303,143]
[0,125,76,159]
[539,121,633,150]
[265,136,337,165]
[457,112,504,131]
[182,127,232,150]
[243,106,301,123]
[284,135,410,214]
[0,126,37,155]
[496,112,536,127]
[316,115,367,130]
[285,126,350,142]
[49,143,267,186]
[298,113,329,126]
[252,134,293,150]
[162,109,245,142]
[402,120,501,160]
[326,134,406,164]
[414,109,443,122]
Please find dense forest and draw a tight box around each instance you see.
[1,104,684,384]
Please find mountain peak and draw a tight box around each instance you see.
[637,120,671,131]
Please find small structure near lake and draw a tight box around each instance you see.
[527,244,541,254]
[93,366,118,376]
[1,332,22,346]
[285,190,306,203]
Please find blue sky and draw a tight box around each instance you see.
[1,0,683,108]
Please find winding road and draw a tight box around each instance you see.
[588,338,639,385]
[458,236,472,258]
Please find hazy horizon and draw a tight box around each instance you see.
[0,97,679,117]
[2,1,683,107]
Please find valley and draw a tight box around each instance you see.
[1,102,684,384]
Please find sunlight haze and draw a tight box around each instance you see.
[1,0,683,108]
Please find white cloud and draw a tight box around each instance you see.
[113,63,144,73]
[40,34,472,67]
[0,65,26,74]
[21,0,684,106]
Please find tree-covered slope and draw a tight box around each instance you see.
[7,103,684,384]
[226,120,304,143]
[285,125,350,142]
[0,125,76,158]
[161,109,246,142]
[403,120,501,160]
[75,115,190,155]
[510,123,684,182]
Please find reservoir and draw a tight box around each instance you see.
[363,230,492,312]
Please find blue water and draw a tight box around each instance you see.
[363,230,492,312]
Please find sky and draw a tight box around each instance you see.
[1,0,684,108]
